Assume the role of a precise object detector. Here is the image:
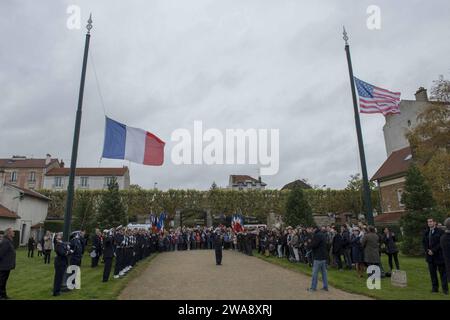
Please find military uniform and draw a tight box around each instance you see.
[213,232,223,265]
[53,240,70,296]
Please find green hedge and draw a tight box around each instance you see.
[43,220,64,233]
[38,188,380,223]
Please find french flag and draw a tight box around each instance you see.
[102,116,165,166]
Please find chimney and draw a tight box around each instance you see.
[60,159,65,168]
[0,170,4,188]
[45,154,51,166]
[415,87,428,102]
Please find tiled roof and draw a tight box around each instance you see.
[0,158,59,168]
[371,146,412,181]
[5,184,50,201]
[230,175,266,186]
[46,167,129,177]
[281,179,312,190]
[0,204,20,219]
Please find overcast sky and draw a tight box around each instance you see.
[1,0,449,190]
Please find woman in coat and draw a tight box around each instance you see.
[382,227,400,271]
[43,231,53,264]
[350,228,364,277]
[361,226,380,267]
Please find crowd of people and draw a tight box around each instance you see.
[1,216,450,299]
[252,217,450,294]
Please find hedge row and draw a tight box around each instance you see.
[38,188,380,222]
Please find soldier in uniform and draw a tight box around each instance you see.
[102,229,114,282]
[53,232,70,296]
[91,228,103,268]
[213,228,223,265]
[113,226,124,279]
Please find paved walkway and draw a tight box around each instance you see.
[119,250,371,300]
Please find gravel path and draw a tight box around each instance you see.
[118,250,371,300]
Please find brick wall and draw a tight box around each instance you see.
[380,181,406,213]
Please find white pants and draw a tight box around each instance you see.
[293,247,300,262]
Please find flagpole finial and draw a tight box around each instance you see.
[343,26,349,46]
[86,13,93,34]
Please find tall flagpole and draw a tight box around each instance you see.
[63,15,93,241]
[343,27,374,226]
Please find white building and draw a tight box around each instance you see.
[0,183,50,246]
[228,175,266,191]
[383,87,431,156]
[43,167,130,191]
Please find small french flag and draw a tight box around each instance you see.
[102,116,165,166]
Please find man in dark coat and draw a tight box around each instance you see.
[102,230,114,282]
[0,228,16,300]
[331,227,344,270]
[213,229,223,265]
[91,229,102,268]
[27,236,36,258]
[306,226,328,292]
[441,218,450,284]
[423,218,448,294]
[69,232,83,267]
[53,232,70,296]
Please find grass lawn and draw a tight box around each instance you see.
[7,248,157,300]
[256,252,450,300]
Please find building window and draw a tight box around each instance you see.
[104,176,115,187]
[29,171,36,182]
[397,189,404,207]
[54,177,63,188]
[80,177,89,188]
[10,171,17,182]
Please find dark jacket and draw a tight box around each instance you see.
[28,238,36,250]
[382,232,398,254]
[103,235,114,259]
[423,227,445,264]
[440,231,450,281]
[332,233,344,255]
[92,234,102,255]
[54,241,69,267]
[362,232,380,264]
[0,237,16,271]
[69,237,83,266]
[308,230,328,261]
[213,234,223,250]
[341,230,351,250]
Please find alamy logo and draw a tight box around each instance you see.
[366,265,381,290]
[171,121,279,175]
[66,265,81,290]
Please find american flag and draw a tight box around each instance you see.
[354,77,401,115]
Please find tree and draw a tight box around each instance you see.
[400,165,445,255]
[72,191,96,233]
[430,75,450,103]
[406,88,450,213]
[96,178,128,229]
[344,174,380,218]
[284,186,313,227]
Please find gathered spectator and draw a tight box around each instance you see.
[306,226,328,292]
[350,227,364,277]
[441,218,450,284]
[341,225,352,269]
[43,231,53,264]
[423,218,448,294]
[361,226,380,268]
[27,236,36,258]
[37,240,43,257]
[382,227,400,271]
[331,227,344,270]
[0,228,16,300]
